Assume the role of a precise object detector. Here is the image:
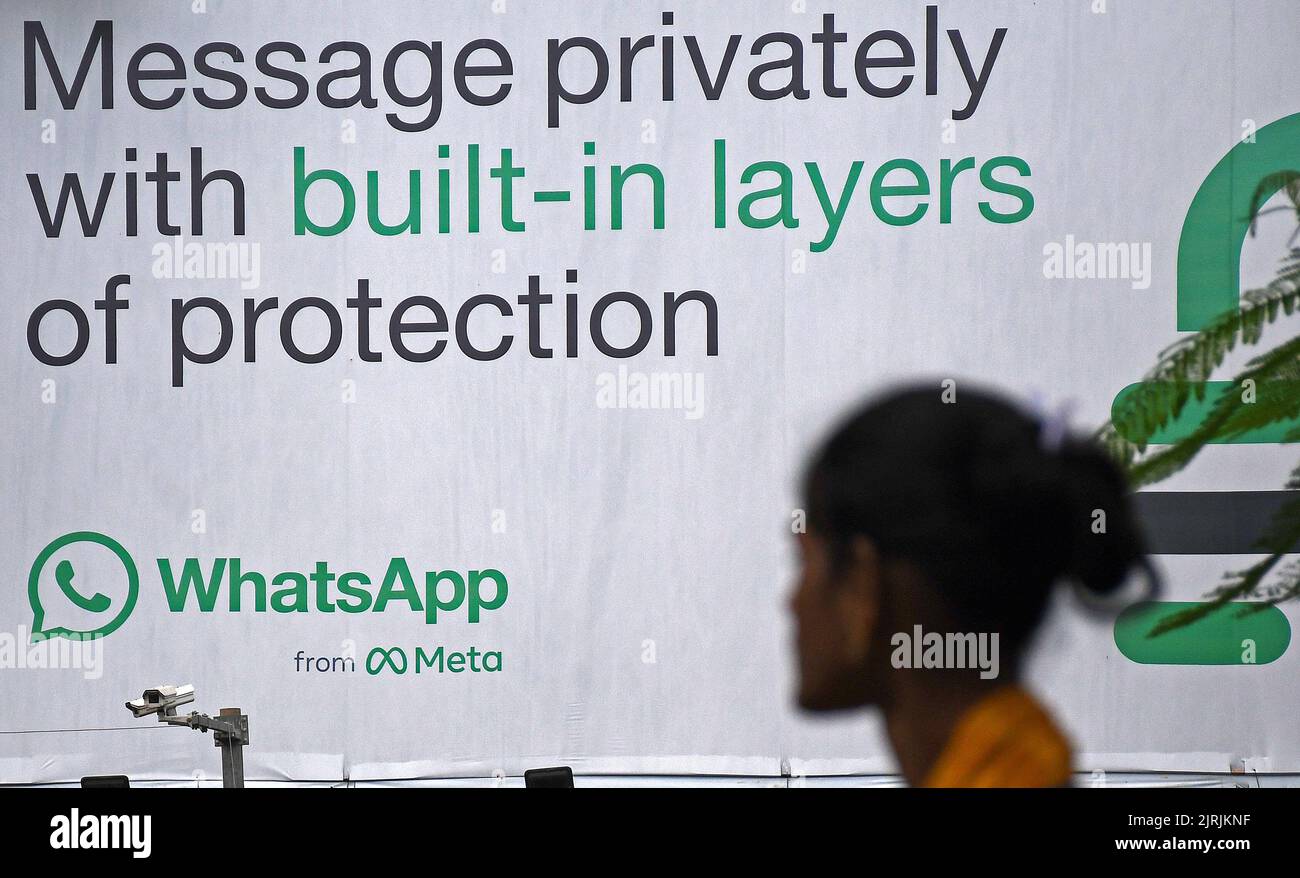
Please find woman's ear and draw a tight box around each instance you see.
[836,536,883,665]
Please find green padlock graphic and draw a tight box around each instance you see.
[1110,115,1298,664]
[1111,112,1300,444]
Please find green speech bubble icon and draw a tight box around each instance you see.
[28,531,139,641]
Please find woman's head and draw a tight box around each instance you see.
[790,385,1148,711]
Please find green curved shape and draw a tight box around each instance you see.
[1177,112,1300,330]
[1115,601,1290,665]
[28,531,139,641]
[1111,381,1300,444]
[1110,113,1300,445]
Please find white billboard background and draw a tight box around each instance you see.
[2,0,1299,784]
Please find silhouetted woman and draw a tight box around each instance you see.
[791,386,1148,787]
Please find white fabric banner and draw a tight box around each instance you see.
[2,0,1298,783]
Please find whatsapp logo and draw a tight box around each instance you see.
[28,532,139,641]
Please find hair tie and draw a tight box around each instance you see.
[1072,556,1163,610]
[1028,392,1076,453]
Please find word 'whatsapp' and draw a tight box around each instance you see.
[158,558,508,625]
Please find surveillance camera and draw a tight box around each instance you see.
[125,683,195,718]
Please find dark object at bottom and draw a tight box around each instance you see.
[524,766,574,788]
[1134,491,1299,554]
[81,775,130,789]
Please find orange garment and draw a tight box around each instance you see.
[924,686,1073,788]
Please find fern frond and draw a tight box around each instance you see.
[1247,170,1300,235]
[1125,333,1300,487]
[1148,460,1300,635]
[1097,266,1300,477]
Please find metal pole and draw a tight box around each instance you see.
[217,707,247,789]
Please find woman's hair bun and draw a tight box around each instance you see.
[963,416,1146,599]
[1055,438,1147,597]
[804,385,1151,648]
